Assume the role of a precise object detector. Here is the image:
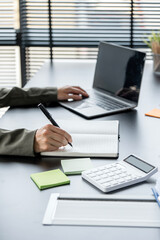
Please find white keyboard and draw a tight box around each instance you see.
[82,155,158,193]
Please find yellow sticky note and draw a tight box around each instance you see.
[145,108,160,119]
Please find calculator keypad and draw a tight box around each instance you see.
[82,163,143,191]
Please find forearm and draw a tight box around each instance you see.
[0,87,58,108]
[0,128,36,156]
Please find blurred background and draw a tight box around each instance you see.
[0,0,160,88]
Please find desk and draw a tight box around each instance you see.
[0,60,160,240]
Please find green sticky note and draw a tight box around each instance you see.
[61,158,93,175]
[30,169,70,190]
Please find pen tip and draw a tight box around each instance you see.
[69,142,73,147]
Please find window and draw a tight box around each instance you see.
[0,0,20,87]
[0,0,160,86]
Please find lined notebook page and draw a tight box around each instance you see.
[58,120,119,135]
[71,134,117,154]
[41,134,118,157]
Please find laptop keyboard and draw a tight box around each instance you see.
[86,92,128,111]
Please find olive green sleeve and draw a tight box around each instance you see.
[0,128,37,156]
[0,87,58,108]
[0,87,58,156]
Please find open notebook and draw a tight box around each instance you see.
[41,120,119,158]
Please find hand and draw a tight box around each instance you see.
[34,124,72,153]
[57,85,89,101]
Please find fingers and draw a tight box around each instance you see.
[57,85,89,101]
[65,86,89,97]
[72,86,89,96]
[34,124,72,153]
[68,94,83,101]
[50,125,72,143]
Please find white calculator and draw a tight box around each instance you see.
[82,155,158,193]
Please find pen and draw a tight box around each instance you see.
[152,187,160,208]
[38,103,73,147]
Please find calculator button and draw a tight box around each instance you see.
[108,164,114,167]
[106,165,113,169]
[103,170,110,174]
[119,173,127,178]
[102,174,108,178]
[130,175,137,180]
[125,176,132,181]
[100,171,106,175]
[110,167,117,172]
[89,173,96,177]
[99,179,108,184]
[134,176,139,179]
[93,176,101,181]
[117,178,125,183]
[103,166,109,169]
[110,180,118,186]
[114,170,121,175]
[104,177,112,182]
[116,166,122,170]
[103,183,111,187]
[120,168,127,172]
[127,174,132,178]
[99,166,106,170]
[108,172,114,177]
[113,175,120,180]
[136,175,143,178]
[96,171,104,176]
[100,174,107,178]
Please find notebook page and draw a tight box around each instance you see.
[71,134,118,154]
[58,120,119,135]
[41,134,118,156]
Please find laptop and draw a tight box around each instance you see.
[60,42,146,119]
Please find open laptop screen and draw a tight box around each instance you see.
[93,42,146,103]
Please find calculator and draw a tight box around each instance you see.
[82,155,158,193]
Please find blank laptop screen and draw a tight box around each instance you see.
[93,42,146,103]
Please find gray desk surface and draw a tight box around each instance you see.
[1,59,160,240]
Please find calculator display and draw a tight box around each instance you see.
[124,155,154,173]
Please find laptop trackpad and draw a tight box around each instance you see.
[61,100,92,109]
[60,101,107,117]
[77,105,107,117]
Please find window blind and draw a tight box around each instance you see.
[26,46,98,80]
[22,0,160,48]
[133,0,160,48]
[0,1,20,87]
[21,0,160,82]
[50,0,131,47]
[20,0,50,46]
[0,46,20,87]
[0,0,16,45]
[22,0,132,81]
[0,0,156,84]
[21,0,132,47]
